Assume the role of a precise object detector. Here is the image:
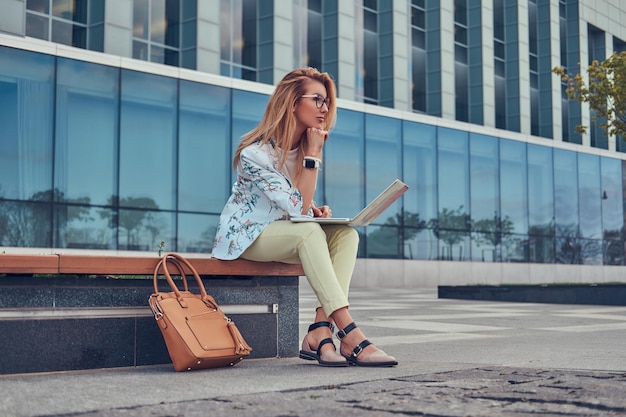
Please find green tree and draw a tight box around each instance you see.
[553,51,626,137]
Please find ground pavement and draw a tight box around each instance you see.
[1,284,625,417]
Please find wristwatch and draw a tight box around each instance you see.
[303,157,321,169]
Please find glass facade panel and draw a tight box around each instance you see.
[325,109,365,218]
[366,225,400,259]
[577,153,602,240]
[437,128,470,260]
[177,213,219,253]
[54,206,114,249]
[365,114,402,219]
[402,121,436,257]
[0,201,51,247]
[178,81,231,213]
[554,148,579,263]
[601,158,624,265]
[0,47,55,201]
[499,139,528,262]
[231,89,267,162]
[55,58,118,206]
[527,143,554,263]
[365,114,402,258]
[119,70,177,211]
[118,209,174,251]
[469,134,500,262]
[500,139,528,235]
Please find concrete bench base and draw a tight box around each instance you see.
[0,273,299,374]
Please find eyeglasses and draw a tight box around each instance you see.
[301,94,331,109]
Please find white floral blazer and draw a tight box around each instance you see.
[211,140,310,260]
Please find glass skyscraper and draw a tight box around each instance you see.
[1,0,626,287]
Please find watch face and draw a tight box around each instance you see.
[304,159,317,169]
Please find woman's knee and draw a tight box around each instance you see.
[339,225,359,246]
[297,222,327,244]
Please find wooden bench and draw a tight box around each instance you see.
[0,253,304,276]
[0,253,304,374]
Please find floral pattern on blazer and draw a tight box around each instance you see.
[211,140,308,260]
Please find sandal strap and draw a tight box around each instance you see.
[336,322,357,340]
[316,338,335,355]
[349,339,372,358]
[308,321,335,333]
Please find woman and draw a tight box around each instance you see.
[212,67,397,367]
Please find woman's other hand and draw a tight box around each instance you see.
[312,204,332,218]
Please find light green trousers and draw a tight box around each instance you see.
[240,220,359,317]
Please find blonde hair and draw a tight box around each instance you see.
[233,67,337,170]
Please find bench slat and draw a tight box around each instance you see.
[0,254,59,274]
[57,255,304,276]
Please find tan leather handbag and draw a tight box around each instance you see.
[149,253,252,371]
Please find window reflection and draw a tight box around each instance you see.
[220,0,260,81]
[365,114,403,258]
[436,128,469,260]
[117,209,174,251]
[469,134,500,262]
[179,81,231,213]
[403,121,436,259]
[365,114,402,223]
[528,144,555,263]
[55,206,114,249]
[132,0,182,66]
[177,213,219,253]
[601,158,623,265]
[499,140,528,262]
[577,153,602,239]
[0,47,54,201]
[0,201,51,247]
[554,149,579,264]
[55,58,118,206]
[119,70,177,211]
[325,109,364,218]
[231,90,267,184]
[366,225,400,259]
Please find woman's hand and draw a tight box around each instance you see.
[305,127,328,157]
[312,202,332,218]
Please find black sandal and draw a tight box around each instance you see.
[299,322,348,367]
[337,322,398,367]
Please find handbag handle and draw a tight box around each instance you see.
[153,253,217,309]
[153,256,189,294]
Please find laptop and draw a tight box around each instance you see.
[290,179,408,227]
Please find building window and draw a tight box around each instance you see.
[355,0,393,107]
[530,0,553,139]
[559,0,582,144]
[305,0,339,81]
[362,0,379,105]
[25,0,104,51]
[493,0,519,132]
[588,25,606,149]
[220,0,262,82]
[614,37,626,153]
[307,0,323,70]
[454,0,469,122]
[528,0,539,136]
[411,0,427,113]
[132,0,182,67]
